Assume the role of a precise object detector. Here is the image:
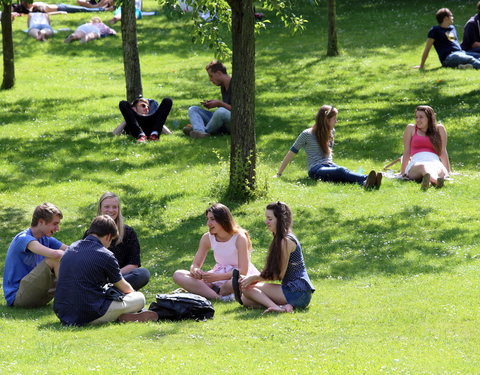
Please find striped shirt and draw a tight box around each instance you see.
[290,128,334,171]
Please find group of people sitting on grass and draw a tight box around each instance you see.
[2,196,314,325]
[417,4,480,69]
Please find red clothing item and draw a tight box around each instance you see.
[410,127,438,156]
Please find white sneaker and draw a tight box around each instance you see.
[218,293,235,302]
[458,64,473,69]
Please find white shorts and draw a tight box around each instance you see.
[405,151,448,177]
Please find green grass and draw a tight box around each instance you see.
[1,0,480,373]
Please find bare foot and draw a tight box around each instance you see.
[263,305,287,314]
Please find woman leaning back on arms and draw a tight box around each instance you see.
[400,105,451,190]
[275,104,382,189]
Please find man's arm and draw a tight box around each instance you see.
[120,264,138,274]
[203,100,231,111]
[113,278,135,294]
[27,240,64,259]
[414,38,434,69]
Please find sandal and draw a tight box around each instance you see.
[232,269,243,305]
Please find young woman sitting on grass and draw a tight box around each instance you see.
[400,105,451,190]
[238,202,315,313]
[84,192,150,291]
[275,104,382,189]
[172,203,259,301]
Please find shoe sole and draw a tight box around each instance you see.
[118,310,158,322]
[375,172,382,190]
[190,131,209,139]
[232,269,243,305]
[364,170,376,190]
[421,174,430,190]
[436,177,445,189]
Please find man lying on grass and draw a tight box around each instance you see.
[3,203,67,308]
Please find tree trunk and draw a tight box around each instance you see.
[228,0,256,199]
[1,3,15,90]
[327,0,339,56]
[121,0,142,102]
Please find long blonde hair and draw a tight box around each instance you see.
[97,192,125,245]
[312,105,338,156]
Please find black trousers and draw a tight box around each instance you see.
[119,98,173,138]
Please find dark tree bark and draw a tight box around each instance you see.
[120,0,142,102]
[1,3,15,90]
[327,0,339,56]
[227,0,256,198]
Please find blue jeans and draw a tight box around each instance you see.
[123,268,150,291]
[308,163,367,185]
[188,106,231,134]
[57,4,106,12]
[443,51,480,69]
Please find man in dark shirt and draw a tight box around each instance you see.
[184,60,232,139]
[461,2,480,54]
[415,8,480,69]
[54,215,156,325]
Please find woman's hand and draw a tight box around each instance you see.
[190,267,204,279]
[201,272,225,283]
[240,275,259,290]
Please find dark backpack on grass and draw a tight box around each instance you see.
[148,292,215,321]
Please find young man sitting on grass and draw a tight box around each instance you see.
[415,8,480,70]
[53,215,157,325]
[3,203,67,308]
[183,61,232,139]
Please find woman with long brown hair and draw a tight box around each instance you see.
[173,203,258,301]
[238,202,315,313]
[275,105,382,189]
[400,105,451,189]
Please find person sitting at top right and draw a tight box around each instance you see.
[461,2,480,55]
[183,61,232,139]
[416,8,480,70]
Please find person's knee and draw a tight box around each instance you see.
[213,107,231,120]
[188,106,201,116]
[125,291,146,312]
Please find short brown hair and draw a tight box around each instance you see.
[31,203,63,226]
[205,60,227,74]
[436,8,452,24]
[88,215,119,240]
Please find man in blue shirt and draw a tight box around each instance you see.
[3,203,67,307]
[416,8,480,69]
[54,215,156,325]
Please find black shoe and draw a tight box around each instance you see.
[364,170,376,190]
[232,269,243,305]
[375,172,382,190]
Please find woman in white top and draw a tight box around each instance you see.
[173,203,258,301]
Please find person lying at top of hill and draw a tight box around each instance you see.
[76,0,113,9]
[415,8,480,70]
[26,10,66,41]
[14,0,110,14]
[64,17,116,44]
[400,105,451,190]
[275,104,382,190]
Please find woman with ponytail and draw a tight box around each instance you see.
[275,105,382,189]
[239,202,315,313]
[400,105,451,190]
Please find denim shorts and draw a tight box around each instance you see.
[282,286,312,308]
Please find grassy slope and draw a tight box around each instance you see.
[0,0,479,373]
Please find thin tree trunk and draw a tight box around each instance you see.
[1,3,15,89]
[327,0,339,56]
[228,0,256,198]
[121,0,142,102]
